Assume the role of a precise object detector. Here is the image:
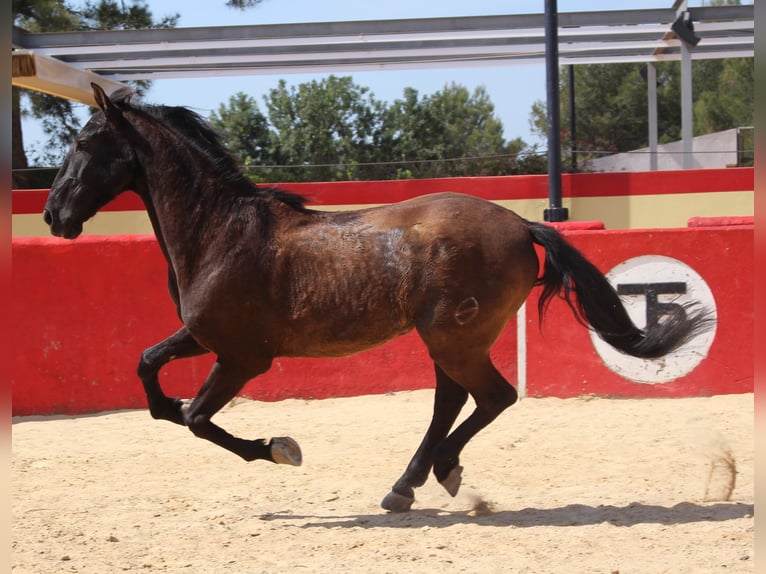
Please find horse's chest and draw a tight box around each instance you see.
[177,270,274,343]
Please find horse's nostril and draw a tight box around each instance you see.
[43,209,53,226]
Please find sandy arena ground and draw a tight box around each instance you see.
[12,390,753,574]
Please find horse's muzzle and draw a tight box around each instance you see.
[43,208,83,239]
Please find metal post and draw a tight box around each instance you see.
[647,62,659,171]
[543,0,568,222]
[672,0,695,169]
[568,64,577,171]
[680,41,694,169]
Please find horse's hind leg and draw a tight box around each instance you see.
[182,358,302,466]
[381,365,468,512]
[431,358,518,498]
[137,326,208,425]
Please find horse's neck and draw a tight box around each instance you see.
[134,138,241,284]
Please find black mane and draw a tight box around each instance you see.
[115,92,310,212]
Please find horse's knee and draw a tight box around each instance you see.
[184,411,213,439]
[136,350,155,381]
[137,347,171,382]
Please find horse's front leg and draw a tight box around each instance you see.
[182,358,302,465]
[137,326,208,425]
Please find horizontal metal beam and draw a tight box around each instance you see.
[10,5,753,100]
[100,49,754,83]
[13,10,677,50]
[14,6,750,53]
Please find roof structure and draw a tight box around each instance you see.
[12,5,754,107]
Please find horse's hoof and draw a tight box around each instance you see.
[270,437,302,466]
[439,465,463,497]
[381,490,415,513]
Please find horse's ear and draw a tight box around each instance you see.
[91,83,124,122]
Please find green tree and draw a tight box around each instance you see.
[225,0,265,8]
[381,86,447,179]
[262,76,386,182]
[693,58,754,134]
[530,57,753,168]
[382,83,519,178]
[504,137,548,175]
[212,77,546,181]
[431,84,507,175]
[209,92,273,175]
[12,0,178,185]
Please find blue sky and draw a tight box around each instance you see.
[21,0,741,159]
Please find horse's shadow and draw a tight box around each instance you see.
[260,501,753,530]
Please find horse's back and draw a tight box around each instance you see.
[368,192,535,264]
[311,191,539,304]
[262,192,539,358]
[340,192,539,351]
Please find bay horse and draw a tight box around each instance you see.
[44,84,711,512]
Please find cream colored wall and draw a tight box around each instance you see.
[568,191,754,229]
[13,210,155,237]
[12,190,754,237]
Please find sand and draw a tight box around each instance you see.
[12,390,753,574]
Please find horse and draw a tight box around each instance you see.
[43,83,712,513]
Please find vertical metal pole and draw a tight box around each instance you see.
[680,41,694,169]
[673,0,694,169]
[568,64,577,171]
[543,0,568,222]
[647,62,659,171]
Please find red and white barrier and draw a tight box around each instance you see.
[12,222,752,416]
[522,222,753,398]
[12,169,753,415]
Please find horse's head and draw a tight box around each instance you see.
[44,83,139,239]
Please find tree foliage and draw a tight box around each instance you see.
[209,92,273,168]
[210,77,545,182]
[18,1,751,184]
[693,58,754,134]
[530,57,754,166]
[381,84,508,178]
[224,0,266,8]
[264,76,386,181]
[12,0,178,182]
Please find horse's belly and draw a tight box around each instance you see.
[277,319,414,358]
[274,265,417,357]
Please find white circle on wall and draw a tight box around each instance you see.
[588,255,717,384]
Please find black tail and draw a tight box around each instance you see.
[527,221,714,359]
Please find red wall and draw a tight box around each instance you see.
[12,235,518,415]
[524,224,753,398]
[12,170,754,415]
[12,224,752,416]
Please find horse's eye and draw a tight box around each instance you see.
[75,139,88,152]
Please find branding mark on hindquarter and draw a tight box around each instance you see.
[454,297,479,325]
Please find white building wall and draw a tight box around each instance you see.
[586,129,740,172]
